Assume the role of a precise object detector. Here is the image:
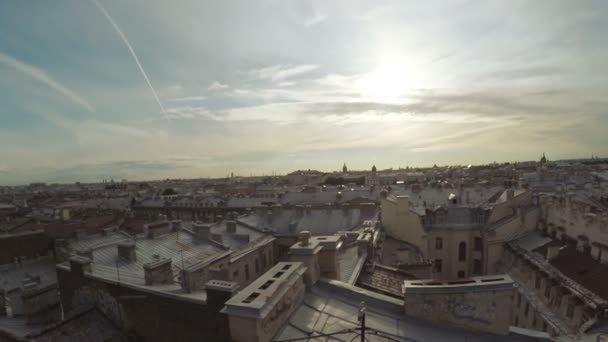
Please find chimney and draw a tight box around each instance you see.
[289,231,321,286]
[144,258,173,285]
[299,231,311,246]
[226,221,237,234]
[204,280,239,340]
[192,222,210,240]
[314,236,343,280]
[117,241,136,262]
[205,280,239,308]
[70,256,92,276]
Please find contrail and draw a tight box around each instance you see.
[0,52,94,111]
[91,0,166,115]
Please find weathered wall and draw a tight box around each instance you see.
[543,195,608,246]
[426,230,477,280]
[381,198,427,257]
[404,286,514,335]
[228,241,275,288]
[57,267,230,342]
[485,208,538,274]
[227,274,306,342]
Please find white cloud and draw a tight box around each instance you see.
[208,81,229,90]
[167,96,207,102]
[0,52,94,111]
[252,64,319,82]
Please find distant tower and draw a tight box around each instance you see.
[372,165,377,173]
[342,163,348,173]
[540,152,547,165]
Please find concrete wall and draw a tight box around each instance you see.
[404,281,514,335]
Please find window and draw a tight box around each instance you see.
[514,316,519,326]
[544,286,551,298]
[473,259,482,275]
[542,322,547,332]
[233,270,239,279]
[535,274,541,289]
[458,242,467,261]
[255,258,260,274]
[532,315,537,328]
[434,259,442,273]
[457,270,465,278]
[474,237,483,251]
[245,264,250,280]
[262,254,267,269]
[525,302,529,317]
[435,237,443,250]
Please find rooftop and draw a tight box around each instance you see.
[237,207,376,236]
[274,279,534,342]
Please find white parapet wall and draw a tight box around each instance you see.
[403,274,515,335]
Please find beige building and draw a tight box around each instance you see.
[381,188,537,280]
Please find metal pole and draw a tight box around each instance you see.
[358,302,366,342]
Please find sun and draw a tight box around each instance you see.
[357,65,413,104]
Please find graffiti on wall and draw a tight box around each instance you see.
[420,292,498,326]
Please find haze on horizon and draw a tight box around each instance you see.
[1,0,607,185]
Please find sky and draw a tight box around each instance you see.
[1,0,607,185]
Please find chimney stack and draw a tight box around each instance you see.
[144,258,173,285]
[117,241,136,262]
[70,256,92,276]
[192,222,211,240]
[299,231,311,246]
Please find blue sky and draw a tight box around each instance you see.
[1,0,607,185]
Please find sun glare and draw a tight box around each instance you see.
[357,65,413,104]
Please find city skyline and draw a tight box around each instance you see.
[1,0,608,185]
